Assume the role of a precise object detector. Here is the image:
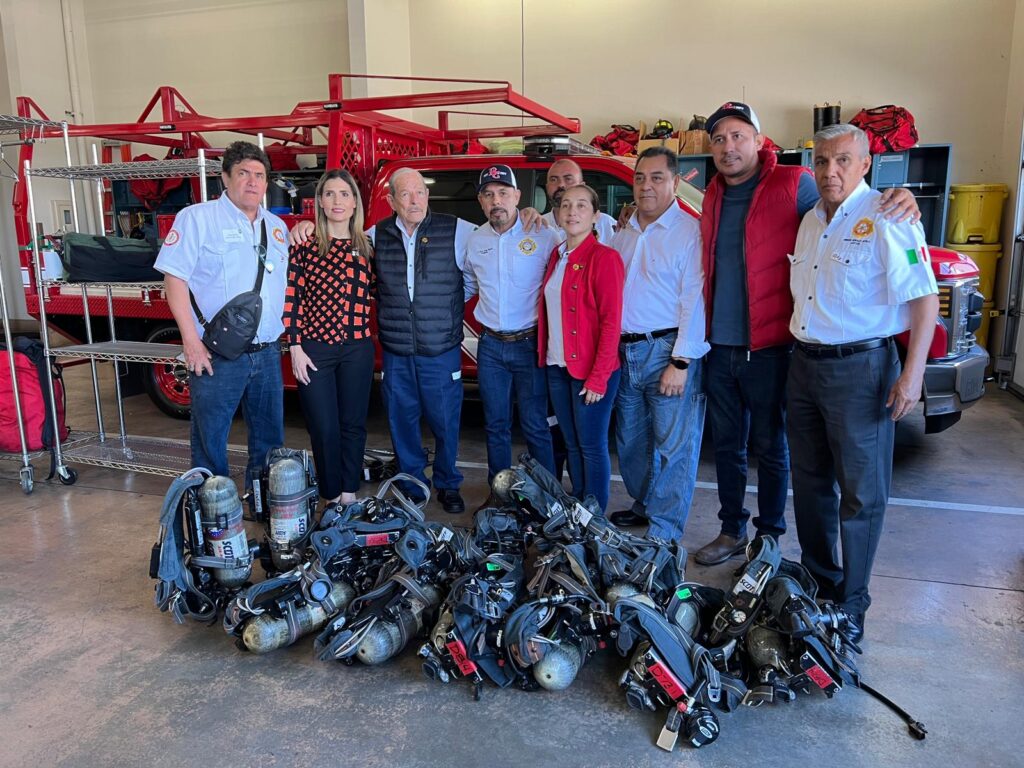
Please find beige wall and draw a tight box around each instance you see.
[1,0,1022,342]
[408,0,1019,187]
[82,0,349,121]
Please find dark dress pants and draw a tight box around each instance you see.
[296,337,374,500]
[786,341,899,615]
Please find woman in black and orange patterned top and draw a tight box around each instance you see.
[283,169,374,506]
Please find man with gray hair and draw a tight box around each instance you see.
[786,123,938,643]
[371,167,475,513]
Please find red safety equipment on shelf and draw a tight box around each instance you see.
[849,105,919,154]
[0,337,69,453]
[590,125,639,156]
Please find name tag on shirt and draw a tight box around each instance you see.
[223,229,245,243]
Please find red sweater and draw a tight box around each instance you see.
[536,235,624,395]
[700,149,807,350]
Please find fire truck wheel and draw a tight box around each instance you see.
[144,324,191,419]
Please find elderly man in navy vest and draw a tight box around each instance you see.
[692,102,920,567]
[372,168,476,513]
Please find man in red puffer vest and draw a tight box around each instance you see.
[693,101,919,566]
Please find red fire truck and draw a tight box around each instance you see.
[10,74,987,432]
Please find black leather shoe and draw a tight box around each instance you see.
[609,509,647,527]
[694,533,750,566]
[846,613,865,645]
[437,488,466,515]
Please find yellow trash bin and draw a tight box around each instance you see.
[946,183,1008,244]
[946,242,1001,302]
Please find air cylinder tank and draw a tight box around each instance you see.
[268,455,310,570]
[199,475,251,587]
[241,581,355,654]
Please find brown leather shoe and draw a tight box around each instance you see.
[694,533,749,566]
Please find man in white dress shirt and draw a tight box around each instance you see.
[608,146,710,542]
[787,123,938,643]
[464,165,560,503]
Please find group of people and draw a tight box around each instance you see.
[155,100,939,643]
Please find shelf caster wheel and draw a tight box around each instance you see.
[57,465,77,485]
[19,466,34,494]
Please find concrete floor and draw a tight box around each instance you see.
[1,361,1022,768]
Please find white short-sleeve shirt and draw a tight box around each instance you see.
[155,194,289,344]
[789,181,938,344]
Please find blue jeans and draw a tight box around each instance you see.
[189,345,284,490]
[614,334,706,541]
[477,332,554,482]
[705,344,790,540]
[547,365,620,512]
[381,345,464,495]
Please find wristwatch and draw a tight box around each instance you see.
[669,357,690,370]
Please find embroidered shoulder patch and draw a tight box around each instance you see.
[851,218,874,238]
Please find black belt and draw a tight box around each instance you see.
[481,325,537,342]
[620,327,676,345]
[245,341,277,353]
[796,337,889,359]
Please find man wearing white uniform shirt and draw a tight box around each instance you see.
[787,124,938,644]
[464,165,560,503]
[156,141,289,492]
[609,146,710,542]
[542,158,617,243]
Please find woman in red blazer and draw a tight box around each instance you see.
[537,185,625,511]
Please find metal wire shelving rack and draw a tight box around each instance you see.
[0,115,72,492]
[24,147,247,479]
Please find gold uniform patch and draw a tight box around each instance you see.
[851,218,874,238]
[519,238,537,255]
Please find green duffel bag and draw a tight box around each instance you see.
[60,232,161,283]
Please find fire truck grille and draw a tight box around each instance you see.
[937,284,952,318]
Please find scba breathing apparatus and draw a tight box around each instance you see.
[224,472,430,654]
[150,450,927,753]
[151,447,319,624]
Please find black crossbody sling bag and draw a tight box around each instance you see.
[189,220,268,361]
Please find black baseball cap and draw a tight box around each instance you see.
[706,102,762,136]
[478,164,517,192]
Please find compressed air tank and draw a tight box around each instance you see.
[268,455,310,570]
[490,469,518,502]
[356,584,440,665]
[241,581,356,654]
[199,475,251,587]
[673,600,700,636]
[605,582,656,609]
[746,625,788,669]
[533,642,582,691]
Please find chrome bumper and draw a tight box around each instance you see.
[922,344,988,416]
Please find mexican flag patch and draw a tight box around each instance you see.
[905,245,929,265]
